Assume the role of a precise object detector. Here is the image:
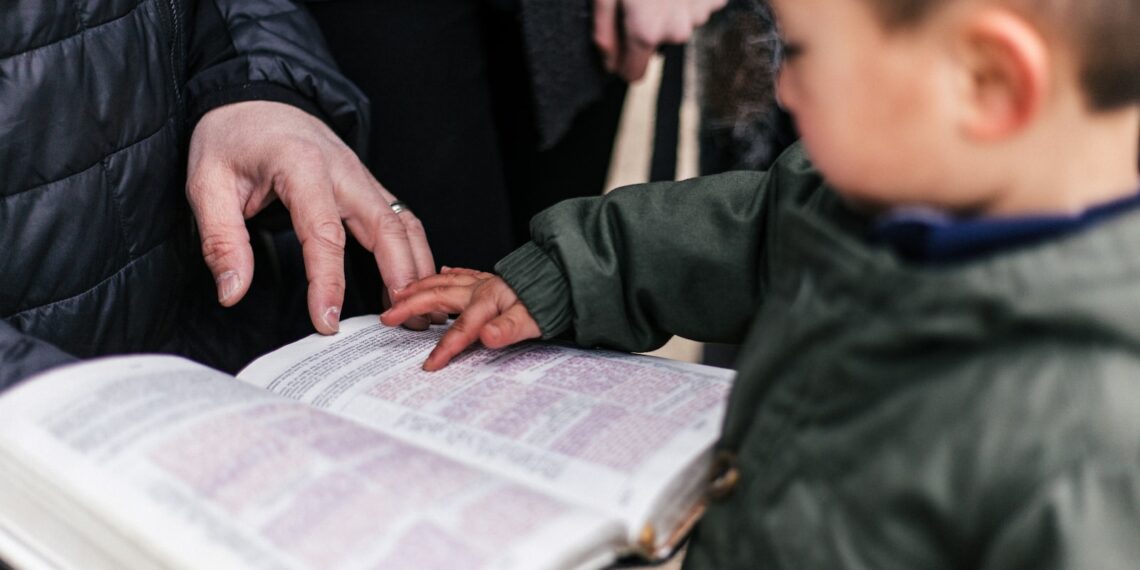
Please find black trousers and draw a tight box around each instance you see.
[306,0,627,314]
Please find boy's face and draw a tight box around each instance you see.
[772,0,966,210]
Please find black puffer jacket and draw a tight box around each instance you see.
[0,1,367,389]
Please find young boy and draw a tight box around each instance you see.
[382,0,1140,567]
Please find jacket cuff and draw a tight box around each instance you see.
[187,81,330,133]
[0,323,76,392]
[495,242,574,339]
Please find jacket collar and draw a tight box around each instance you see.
[868,188,1140,264]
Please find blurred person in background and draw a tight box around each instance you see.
[303,0,726,316]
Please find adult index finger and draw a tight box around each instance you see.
[186,162,256,307]
[277,166,346,335]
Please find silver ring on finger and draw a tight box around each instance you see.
[389,200,410,215]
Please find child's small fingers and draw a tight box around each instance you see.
[392,273,482,302]
[423,331,469,371]
[440,267,492,278]
[423,305,497,371]
[423,293,505,370]
[381,286,470,326]
[429,311,449,325]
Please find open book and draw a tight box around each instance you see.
[0,316,734,570]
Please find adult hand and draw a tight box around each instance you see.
[381,268,541,371]
[593,0,727,82]
[187,101,437,335]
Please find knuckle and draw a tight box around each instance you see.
[332,144,359,167]
[473,281,495,300]
[476,285,505,307]
[185,178,209,200]
[283,139,326,166]
[307,220,347,251]
[400,215,427,239]
[322,270,347,290]
[430,286,452,301]
[199,233,242,265]
[375,209,407,237]
[497,315,518,334]
[332,149,368,183]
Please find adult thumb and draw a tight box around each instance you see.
[187,171,256,307]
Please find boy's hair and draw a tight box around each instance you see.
[864,0,1140,110]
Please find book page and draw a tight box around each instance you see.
[239,317,735,541]
[0,356,621,570]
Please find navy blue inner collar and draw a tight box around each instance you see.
[869,188,1140,264]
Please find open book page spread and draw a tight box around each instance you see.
[0,357,620,570]
[239,316,736,540]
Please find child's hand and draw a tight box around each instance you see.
[380,267,542,371]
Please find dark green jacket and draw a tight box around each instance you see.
[495,144,1140,569]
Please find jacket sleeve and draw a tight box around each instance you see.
[494,144,832,353]
[980,461,1140,570]
[184,0,370,152]
[0,321,76,392]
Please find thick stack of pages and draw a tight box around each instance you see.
[0,316,734,570]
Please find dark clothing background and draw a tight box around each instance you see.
[304,0,626,314]
[0,0,367,389]
[695,0,798,368]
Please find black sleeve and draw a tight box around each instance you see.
[0,321,76,392]
[184,0,370,152]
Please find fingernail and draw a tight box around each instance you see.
[484,322,501,340]
[380,308,392,319]
[323,306,341,333]
[217,271,241,304]
[441,265,452,271]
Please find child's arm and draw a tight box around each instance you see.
[386,144,833,367]
[493,160,822,353]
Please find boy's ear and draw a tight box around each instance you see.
[956,8,1049,140]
